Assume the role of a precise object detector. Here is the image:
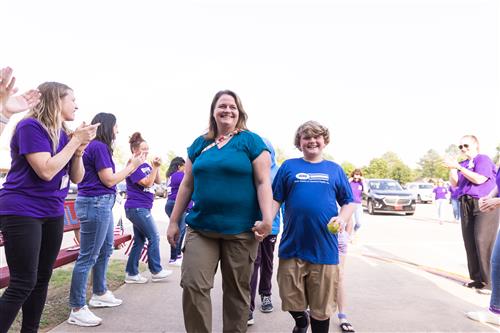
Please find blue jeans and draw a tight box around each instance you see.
[451,199,461,221]
[165,199,187,260]
[491,231,500,312]
[69,194,115,308]
[125,208,163,275]
[353,203,363,231]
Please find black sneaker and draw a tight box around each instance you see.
[260,295,274,313]
[247,312,255,326]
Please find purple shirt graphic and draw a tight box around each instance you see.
[125,162,155,209]
[77,140,116,197]
[349,180,363,203]
[433,186,448,200]
[458,154,497,199]
[0,118,70,218]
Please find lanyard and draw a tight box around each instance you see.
[201,128,243,154]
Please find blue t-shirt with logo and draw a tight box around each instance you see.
[273,158,354,264]
[186,130,269,234]
[125,162,155,209]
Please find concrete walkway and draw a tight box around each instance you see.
[51,201,499,332]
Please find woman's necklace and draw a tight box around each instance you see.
[201,128,242,153]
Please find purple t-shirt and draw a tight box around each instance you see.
[349,180,363,203]
[433,186,448,200]
[167,171,193,210]
[449,185,460,200]
[0,118,70,218]
[458,154,497,199]
[125,162,155,209]
[497,171,500,198]
[77,140,116,197]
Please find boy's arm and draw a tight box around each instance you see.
[334,203,356,228]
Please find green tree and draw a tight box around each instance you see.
[417,149,448,180]
[445,144,460,160]
[494,143,500,165]
[275,147,288,166]
[161,150,180,181]
[364,158,389,179]
[389,161,413,184]
[341,161,356,178]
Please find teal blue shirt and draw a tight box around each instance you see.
[186,130,269,234]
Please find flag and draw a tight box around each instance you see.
[124,237,149,263]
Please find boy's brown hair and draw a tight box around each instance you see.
[294,120,330,149]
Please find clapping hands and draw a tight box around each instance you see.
[0,67,41,117]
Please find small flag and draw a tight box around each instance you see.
[124,237,149,263]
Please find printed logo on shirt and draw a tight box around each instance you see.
[141,166,151,175]
[295,172,329,184]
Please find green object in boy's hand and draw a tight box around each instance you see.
[327,221,340,234]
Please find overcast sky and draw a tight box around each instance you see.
[1,0,499,168]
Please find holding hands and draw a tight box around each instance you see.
[252,220,272,241]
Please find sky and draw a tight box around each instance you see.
[1,0,499,169]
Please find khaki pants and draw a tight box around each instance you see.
[181,227,259,333]
[277,258,339,320]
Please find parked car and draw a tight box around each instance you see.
[362,179,416,215]
[405,182,434,203]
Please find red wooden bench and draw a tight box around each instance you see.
[0,200,131,289]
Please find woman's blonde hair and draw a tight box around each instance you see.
[294,120,330,149]
[205,90,248,140]
[25,82,72,153]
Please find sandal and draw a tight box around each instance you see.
[340,321,355,333]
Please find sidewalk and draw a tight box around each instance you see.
[51,247,498,333]
[51,201,498,332]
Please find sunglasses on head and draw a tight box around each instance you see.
[458,144,469,150]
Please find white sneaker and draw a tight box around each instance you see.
[467,310,500,326]
[125,273,148,284]
[68,305,102,327]
[89,290,123,308]
[151,269,172,282]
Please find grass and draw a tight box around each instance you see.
[1,259,142,332]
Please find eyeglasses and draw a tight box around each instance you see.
[458,144,469,150]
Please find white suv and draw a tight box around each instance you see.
[405,182,434,203]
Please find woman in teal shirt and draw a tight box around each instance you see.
[167,90,273,333]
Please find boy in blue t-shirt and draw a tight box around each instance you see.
[271,121,355,333]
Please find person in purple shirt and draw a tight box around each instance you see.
[449,184,461,222]
[164,157,192,266]
[0,82,97,333]
[444,135,499,293]
[124,132,172,284]
[467,169,500,326]
[68,113,145,327]
[433,180,448,224]
[348,169,364,232]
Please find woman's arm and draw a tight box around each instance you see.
[98,153,146,188]
[137,157,162,187]
[252,151,273,239]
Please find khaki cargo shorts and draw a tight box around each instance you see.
[277,258,339,320]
